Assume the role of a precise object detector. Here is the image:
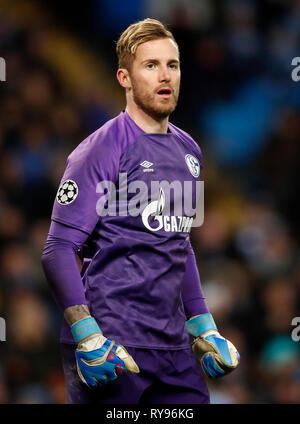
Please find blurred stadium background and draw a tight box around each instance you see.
[0,0,300,404]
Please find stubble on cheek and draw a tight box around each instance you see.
[131,77,179,119]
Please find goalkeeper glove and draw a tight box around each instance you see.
[186,313,240,379]
[71,316,140,388]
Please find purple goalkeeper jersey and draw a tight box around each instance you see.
[51,110,203,349]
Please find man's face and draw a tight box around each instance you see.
[129,38,180,120]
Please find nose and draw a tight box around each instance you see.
[159,65,171,82]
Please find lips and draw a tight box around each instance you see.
[157,88,172,98]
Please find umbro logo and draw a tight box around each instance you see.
[140,160,154,172]
[140,160,153,168]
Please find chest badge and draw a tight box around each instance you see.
[185,154,200,178]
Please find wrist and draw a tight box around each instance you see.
[186,313,217,337]
[64,304,91,326]
[71,316,102,343]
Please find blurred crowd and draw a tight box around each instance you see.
[0,0,299,404]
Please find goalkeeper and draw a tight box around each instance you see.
[42,18,239,404]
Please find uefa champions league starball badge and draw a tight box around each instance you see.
[185,154,200,178]
[56,179,79,205]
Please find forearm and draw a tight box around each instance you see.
[41,221,89,312]
[182,243,209,319]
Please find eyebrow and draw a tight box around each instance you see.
[141,58,180,64]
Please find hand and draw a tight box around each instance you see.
[192,330,240,378]
[186,313,240,379]
[71,316,139,388]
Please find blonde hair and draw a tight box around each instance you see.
[116,18,177,71]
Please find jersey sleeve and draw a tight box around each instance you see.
[181,242,209,319]
[41,221,89,310]
[51,129,120,234]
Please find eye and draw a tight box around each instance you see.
[146,63,156,69]
[169,63,178,69]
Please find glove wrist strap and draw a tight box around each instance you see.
[186,313,217,337]
[71,316,102,343]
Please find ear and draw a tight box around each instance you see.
[116,68,131,89]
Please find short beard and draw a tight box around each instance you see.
[131,79,179,121]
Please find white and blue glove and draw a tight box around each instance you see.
[186,313,240,379]
[71,316,139,388]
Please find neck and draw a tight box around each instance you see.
[125,102,169,134]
